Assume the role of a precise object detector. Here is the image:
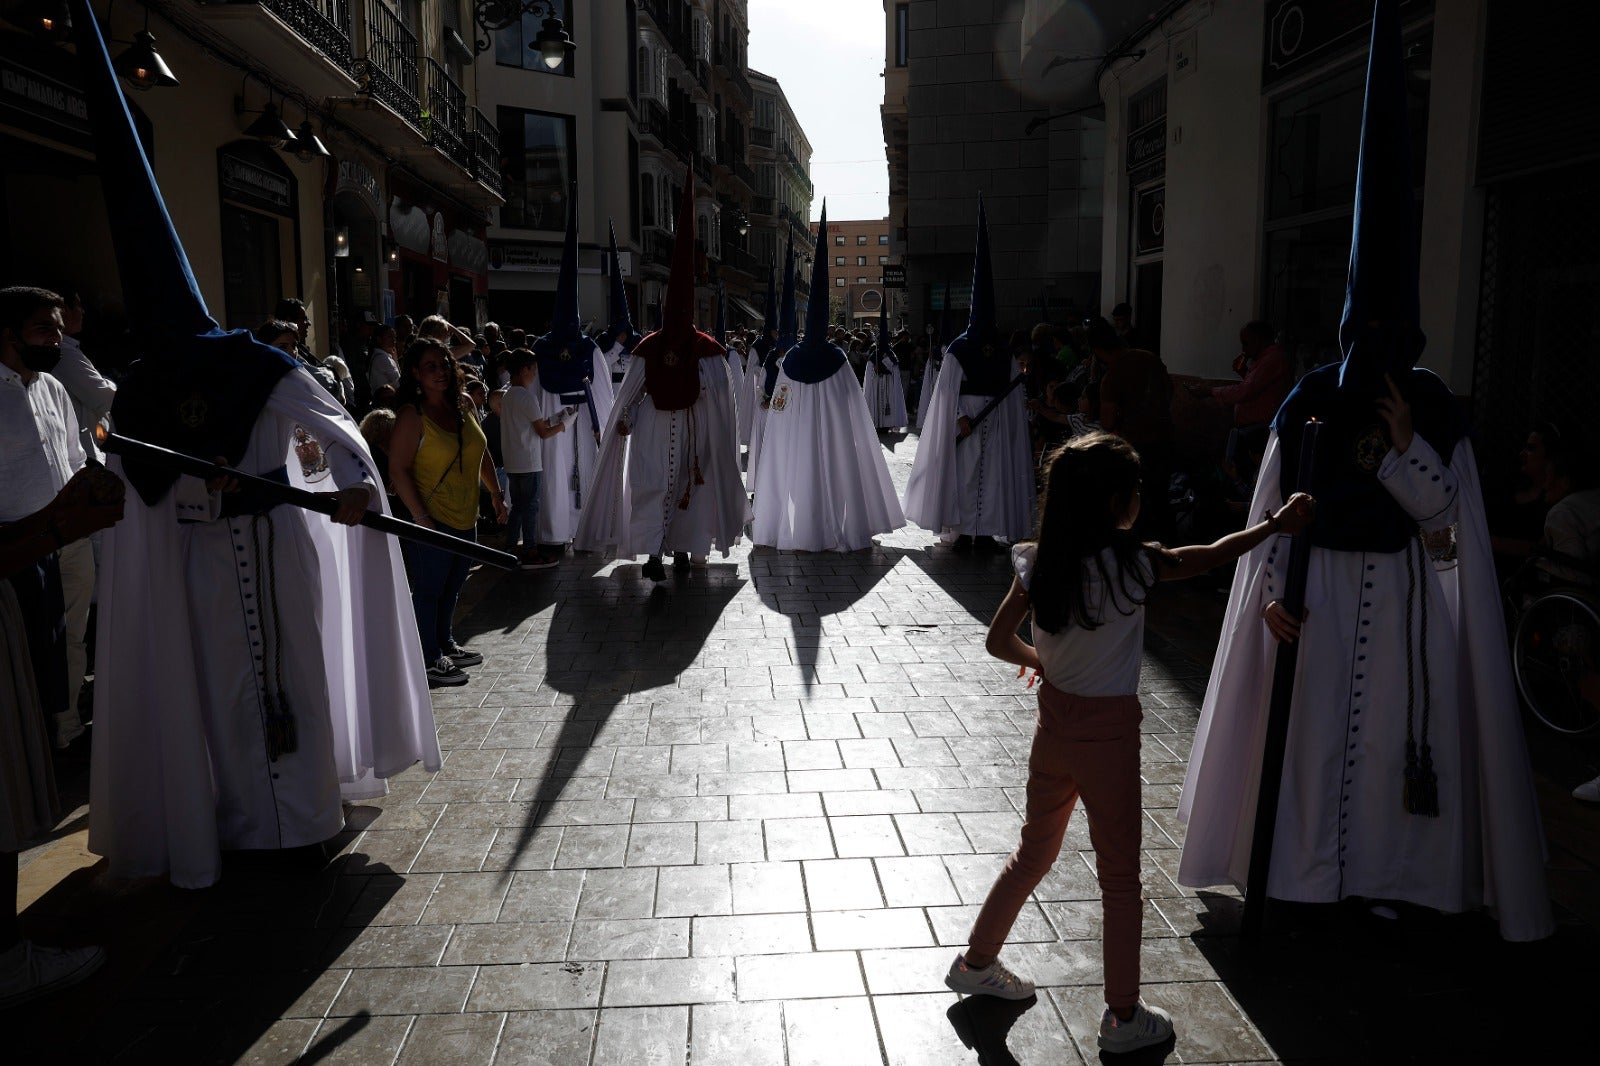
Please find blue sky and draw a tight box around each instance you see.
[748,0,888,223]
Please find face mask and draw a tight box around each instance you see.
[19,344,62,373]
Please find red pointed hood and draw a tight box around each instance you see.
[635,168,722,410]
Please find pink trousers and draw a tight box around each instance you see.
[967,683,1144,1011]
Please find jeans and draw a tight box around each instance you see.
[506,471,542,550]
[403,521,476,663]
[967,683,1145,1011]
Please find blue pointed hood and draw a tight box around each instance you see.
[947,198,1008,393]
[72,0,295,505]
[782,202,848,384]
[776,229,798,353]
[603,220,641,354]
[1337,0,1424,399]
[532,188,600,393]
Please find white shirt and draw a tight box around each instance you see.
[0,363,85,522]
[500,384,543,474]
[369,349,400,393]
[1014,542,1152,697]
[51,334,116,460]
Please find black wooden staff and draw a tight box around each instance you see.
[1242,418,1321,938]
[955,372,1027,445]
[96,428,518,570]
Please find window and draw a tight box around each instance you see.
[857,276,866,284]
[834,235,844,246]
[878,234,888,245]
[894,4,909,67]
[497,0,574,76]
[834,277,844,287]
[856,235,867,245]
[878,255,887,264]
[498,107,576,231]
[834,256,844,266]
[856,255,866,266]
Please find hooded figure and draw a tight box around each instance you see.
[746,231,798,485]
[574,172,745,578]
[915,281,953,430]
[738,259,778,446]
[863,293,908,431]
[72,0,438,889]
[903,200,1034,547]
[752,204,904,551]
[715,283,745,437]
[528,194,616,549]
[601,221,643,386]
[1177,0,1550,942]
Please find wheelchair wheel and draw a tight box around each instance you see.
[1514,590,1600,735]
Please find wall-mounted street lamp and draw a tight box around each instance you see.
[734,211,749,237]
[471,0,575,67]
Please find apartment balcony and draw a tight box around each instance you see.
[733,159,757,191]
[751,127,774,150]
[358,0,420,128]
[422,59,469,171]
[642,228,676,271]
[728,65,751,106]
[470,108,501,198]
[694,154,712,186]
[198,0,360,94]
[694,59,711,95]
[750,194,775,217]
[719,238,761,280]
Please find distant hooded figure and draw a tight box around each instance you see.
[1177,0,1551,943]
[574,174,745,579]
[600,222,643,388]
[903,200,1034,549]
[528,192,616,550]
[739,259,779,448]
[916,281,953,430]
[863,296,908,431]
[751,204,904,551]
[747,230,798,486]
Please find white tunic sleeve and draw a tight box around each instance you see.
[1377,434,1459,529]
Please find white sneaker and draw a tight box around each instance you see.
[0,941,105,1009]
[1098,1002,1174,1053]
[1573,774,1600,803]
[944,954,1035,1001]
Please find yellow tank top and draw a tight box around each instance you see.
[413,401,487,531]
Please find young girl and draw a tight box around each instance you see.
[944,432,1313,1053]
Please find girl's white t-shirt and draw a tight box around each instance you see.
[1013,542,1152,697]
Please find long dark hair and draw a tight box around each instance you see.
[395,337,467,470]
[1028,433,1165,633]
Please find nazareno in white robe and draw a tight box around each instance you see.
[728,348,748,444]
[603,339,632,387]
[89,368,441,889]
[863,357,908,431]
[574,353,747,558]
[902,357,1033,540]
[1177,432,1553,942]
[915,348,944,429]
[532,368,615,545]
[752,363,905,551]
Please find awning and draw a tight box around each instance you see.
[729,296,763,324]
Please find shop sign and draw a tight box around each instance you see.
[219,147,294,216]
[0,32,91,154]
[1262,0,1431,89]
[336,159,382,217]
[488,241,603,274]
[1126,117,1166,172]
[882,264,906,288]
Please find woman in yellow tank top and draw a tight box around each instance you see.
[389,338,507,686]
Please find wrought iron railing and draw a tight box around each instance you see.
[751,127,774,149]
[422,58,469,170]
[361,0,419,128]
[470,107,501,196]
[233,0,356,73]
[720,239,760,278]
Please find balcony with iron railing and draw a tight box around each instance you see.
[643,228,676,270]
[728,64,751,105]
[694,154,712,186]
[751,127,774,149]
[360,0,419,128]
[470,108,501,197]
[423,58,469,172]
[734,159,757,191]
[750,194,775,216]
[199,0,360,92]
[719,236,761,279]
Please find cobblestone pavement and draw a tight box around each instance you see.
[12,432,1593,1063]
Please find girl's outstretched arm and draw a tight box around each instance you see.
[985,577,1042,672]
[1156,492,1314,582]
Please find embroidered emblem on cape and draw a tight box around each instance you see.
[1354,424,1388,472]
[663,350,679,367]
[771,384,791,412]
[982,344,996,359]
[559,350,572,361]
[293,426,331,483]
[177,392,209,430]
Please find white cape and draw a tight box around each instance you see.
[752,365,905,551]
[575,355,747,558]
[740,358,767,448]
[863,359,908,430]
[728,351,748,444]
[1177,433,1552,941]
[90,369,440,888]
[532,370,615,544]
[915,350,944,429]
[902,358,1033,539]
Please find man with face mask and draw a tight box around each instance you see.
[0,287,90,748]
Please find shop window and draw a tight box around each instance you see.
[217,141,298,332]
[499,107,577,231]
[497,0,575,76]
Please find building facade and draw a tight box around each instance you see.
[748,67,814,324]
[1,0,503,363]
[813,217,893,328]
[1093,0,1600,462]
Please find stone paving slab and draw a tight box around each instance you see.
[10,430,1595,1063]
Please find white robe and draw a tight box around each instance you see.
[603,340,633,388]
[740,357,767,448]
[728,350,748,444]
[915,350,944,429]
[89,369,441,889]
[1177,433,1553,942]
[752,364,905,551]
[532,370,615,545]
[863,357,908,431]
[902,358,1033,540]
[575,355,746,558]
